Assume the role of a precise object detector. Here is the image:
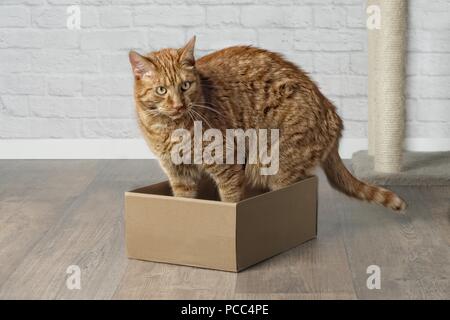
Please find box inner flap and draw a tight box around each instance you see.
[129,175,269,202]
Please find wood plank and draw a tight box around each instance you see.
[0,160,99,287]
[339,186,450,299]
[0,160,165,299]
[1,160,448,299]
[113,260,237,299]
[424,186,450,245]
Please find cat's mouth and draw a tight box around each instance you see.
[166,109,188,120]
[168,113,184,120]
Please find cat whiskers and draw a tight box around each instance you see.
[188,107,236,157]
[196,100,223,109]
[186,109,196,126]
[188,108,235,157]
[191,104,224,118]
[140,109,158,118]
[189,108,213,129]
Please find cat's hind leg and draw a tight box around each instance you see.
[267,167,311,191]
[266,148,315,191]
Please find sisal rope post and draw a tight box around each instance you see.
[367,0,379,156]
[374,0,407,173]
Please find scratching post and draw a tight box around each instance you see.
[353,2,450,186]
[367,0,379,156]
[374,0,407,173]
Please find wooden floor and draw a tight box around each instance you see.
[0,160,448,300]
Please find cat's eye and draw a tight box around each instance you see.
[156,86,167,95]
[181,81,191,91]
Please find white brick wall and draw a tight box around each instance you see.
[0,0,449,156]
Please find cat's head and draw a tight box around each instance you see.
[129,36,201,120]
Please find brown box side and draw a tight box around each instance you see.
[125,191,239,272]
[235,176,318,271]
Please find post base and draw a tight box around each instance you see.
[351,150,450,186]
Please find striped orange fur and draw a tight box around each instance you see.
[129,37,407,211]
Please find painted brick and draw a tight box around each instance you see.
[0,6,30,27]
[206,6,240,27]
[0,96,29,117]
[133,6,205,27]
[241,6,312,28]
[0,0,447,142]
[313,6,346,29]
[48,76,83,96]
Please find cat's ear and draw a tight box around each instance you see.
[179,36,196,68]
[129,51,155,80]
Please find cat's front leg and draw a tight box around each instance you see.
[170,176,198,198]
[205,164,245,202]
[161,161,200,198]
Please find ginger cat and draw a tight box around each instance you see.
[129,37,406,211]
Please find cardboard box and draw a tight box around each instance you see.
[124,176,318,272]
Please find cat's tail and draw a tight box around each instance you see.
[321,143,407,212]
